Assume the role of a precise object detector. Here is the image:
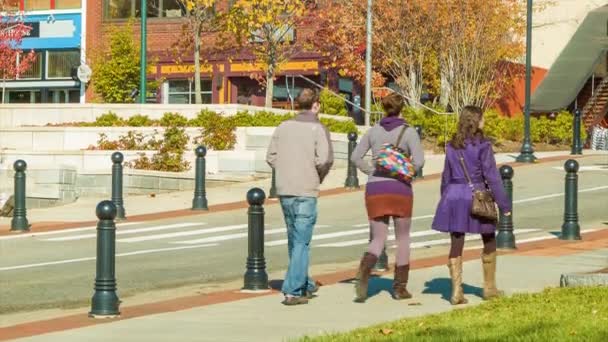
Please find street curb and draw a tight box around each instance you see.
[560,273,608,287]
[1,227,607,341]
[0,153,592,236]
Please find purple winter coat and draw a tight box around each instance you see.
[431,139,512,234]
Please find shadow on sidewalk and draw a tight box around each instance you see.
[422,278,483,302]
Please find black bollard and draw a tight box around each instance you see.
[269,168,278,199]
[496,165,516,249]
[345,132,360,189]
[243,188,269,291]
[192,146,209,210]
[560,159,581,240]
[111,152,126,220]
[10,160,29,232]
[571,109,583,155]
[414,126,424,179]
[90,200,120,318]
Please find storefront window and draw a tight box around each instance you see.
[49,89,80,103]
[17,52,42,79]
[104,0,185,19]
[46,50,80,79]
[8,90,41,104]
[167,79,212,104]
[24,0,50,11]
[55,0,82,9]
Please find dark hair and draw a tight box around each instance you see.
[381,93,404,117]
[296,88,320,110]
[450,105,485,149]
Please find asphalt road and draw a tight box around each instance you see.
[1,156,607,314]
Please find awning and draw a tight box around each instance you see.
[530,5,608,112]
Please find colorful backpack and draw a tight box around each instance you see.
[374,125,416,182]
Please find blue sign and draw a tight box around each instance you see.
[19,13,81,50]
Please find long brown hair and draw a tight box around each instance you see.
[450,105,485,149]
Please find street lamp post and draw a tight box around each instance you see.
[516,0,537,163]
[139,0,147,104]
[364,0,373,126]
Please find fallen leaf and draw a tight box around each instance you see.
[149,193,156,198]
[408,302,422,306]
[380,328,393,335]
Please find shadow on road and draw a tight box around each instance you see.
[422,278,483,302]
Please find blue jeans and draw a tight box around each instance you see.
[280,196,318,297]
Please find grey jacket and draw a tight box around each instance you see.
[266,111,334,197]
[351,122,425,184]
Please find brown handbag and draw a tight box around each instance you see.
[457,152,498,222]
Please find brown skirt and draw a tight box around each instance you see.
[365,193,413,220]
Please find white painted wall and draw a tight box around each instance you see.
[533,0,608,70]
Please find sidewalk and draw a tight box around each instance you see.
[1,150,604,231]
[2,228,607,342]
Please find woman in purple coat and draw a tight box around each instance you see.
[432,105,512,305]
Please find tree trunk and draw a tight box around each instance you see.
[193,30,203,105]
[265,68,274,108]
[439,62,451,109]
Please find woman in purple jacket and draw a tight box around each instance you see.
[432,105,512,305]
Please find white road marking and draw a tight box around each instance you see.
[173,225,331,245]
[0,222,141,241]
[352,215,435,227]
[0,244,217,272]
[265,228,371,247]
[407,229,541,249]
[463,228,605,250]
[513,186,608,204]
[117,224,249,243]
[42,223,203,242]
[552,166,608,172]
[316,230,441,248]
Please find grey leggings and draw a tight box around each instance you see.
[368,216,412,266]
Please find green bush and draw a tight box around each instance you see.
[160,112,188,127]
[320,118,358,134]
[126,114,154,127]
[320,88,348,116]
[193,110,237,151]
[94,111,125,127]
[233,110,294,126]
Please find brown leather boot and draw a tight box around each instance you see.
[354,252,378,303]
[392,265,412,300]
[448,257,468,305]
[482,252,504,300]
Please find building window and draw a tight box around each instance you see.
[49,89,80,103]
[4,0,20,10]
[46,50,80,79]
[104,0,185,19]
[8,90,41,104]
[167,79,212,104]
[17,52,43,79]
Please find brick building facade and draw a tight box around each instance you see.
[85,0,351,107]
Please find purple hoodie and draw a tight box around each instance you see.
[379,116,407,131]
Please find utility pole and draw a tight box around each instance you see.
[140,0,147,104]
[364,0,373,126]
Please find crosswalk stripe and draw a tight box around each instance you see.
[351,215,435,227]
[173,225,332,245]
[265,228,369,247]
[405,229,542,249]
[117,224,248,243]
[43,223,203,242]
[0,222,141,241]
[316,230,441,248]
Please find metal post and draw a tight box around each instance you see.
[496,165,516,249]
[243,188,269,291]
[192,146,209,210]
[10,160,29,232]
[269,168,278,199]
[139,0,147,104]
[345,132,360,189]
[516,0,537,163]
[560,160,581,240]
[364,0,373,126]
[90,200,120,318]
[571,109,583,155]
[111,152,126,220]
[414,126,424,179]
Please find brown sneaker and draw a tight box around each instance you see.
[281,296,309,306]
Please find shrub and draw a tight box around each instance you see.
[320,117,358,134]
[94,111,125,127]
[127,114,154,127]
[233,110,294,126]
[193,110,237,151]
[320,88,348,116]
[160,112,188,127]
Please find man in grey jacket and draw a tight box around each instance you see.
[266,88,334,305]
